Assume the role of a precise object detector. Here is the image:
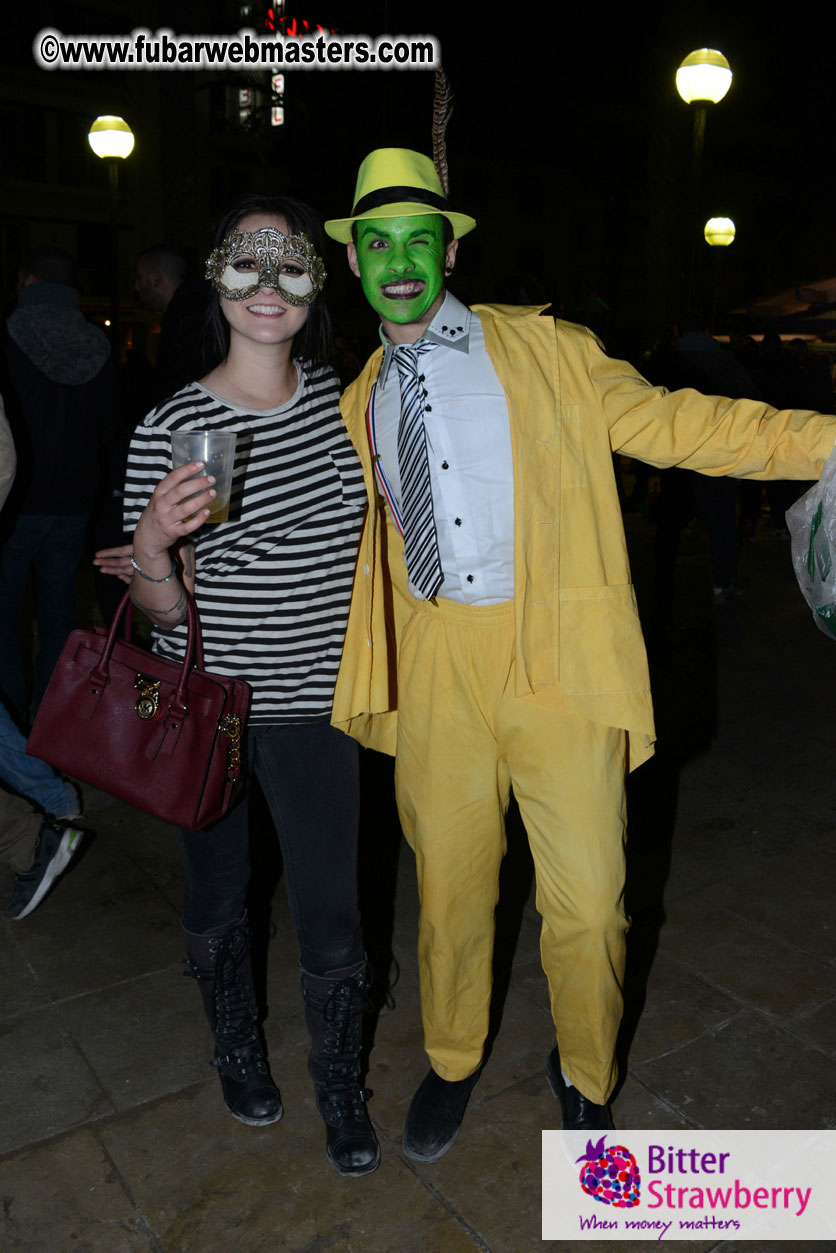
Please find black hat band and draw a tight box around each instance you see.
[352,185,449,216]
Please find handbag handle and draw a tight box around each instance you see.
[90,586,205,716]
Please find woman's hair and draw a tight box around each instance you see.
[203,193,333,369]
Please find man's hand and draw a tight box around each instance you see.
[94,463,215,584]
[93,543,134,583]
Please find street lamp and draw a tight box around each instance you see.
[87,115,135,160]
[676,49,732,106]
[704,217,735,247]
[676,49,732,311]
[88,116,134,346]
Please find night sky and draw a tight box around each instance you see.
[5,0,836,345]
[329,0,836,326]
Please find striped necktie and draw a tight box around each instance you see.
[394,340,444,600]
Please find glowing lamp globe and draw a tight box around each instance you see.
[704,217,736,247]
[676,50,732,104]
[88,116,135,159]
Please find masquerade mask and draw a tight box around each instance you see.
[205,226,326,306]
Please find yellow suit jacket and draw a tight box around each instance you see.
[332,305,836,769]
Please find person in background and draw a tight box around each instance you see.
[0,394,14,508]
[134,245,211,400]
[1,698,83,919]
[652,312,761,607]
[0,246,120,725]
[0,407,83,918]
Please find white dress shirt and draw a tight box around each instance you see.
[370,291,515,605]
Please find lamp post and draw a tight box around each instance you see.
[704,217,735,328]
[676,49,732,312]
[87,116,134,347]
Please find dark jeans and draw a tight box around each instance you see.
[177,722,364,976]
[0,512,89,722]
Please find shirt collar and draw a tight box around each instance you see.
[378,290,472,388]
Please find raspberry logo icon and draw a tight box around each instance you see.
[576,1136,641,1208]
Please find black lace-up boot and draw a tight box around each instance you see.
[184,917,283,1126]
[301,962,381,1177]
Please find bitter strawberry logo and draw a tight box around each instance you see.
[576,1137,641,1208]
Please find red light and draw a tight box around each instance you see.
[269,14,337,39]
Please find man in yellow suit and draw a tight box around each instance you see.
[326,149,836,1158]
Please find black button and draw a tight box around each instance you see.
[456,325,463,331]
[441,460,449,469]
[425,405,432,412]
[455,517,462,526]
[466,574,474,583]
[441,325,448,332]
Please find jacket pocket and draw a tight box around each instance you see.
[559,583,648,694]
[560,404,586,489]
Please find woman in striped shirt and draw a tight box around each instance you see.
[95,195,378,1177]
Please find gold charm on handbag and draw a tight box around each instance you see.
[134,673,161,720]
[220,712,242,779]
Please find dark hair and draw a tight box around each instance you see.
[677,311,708,335]
[20,245,75,286]
[204,194,332,368]
[138,244,186,285]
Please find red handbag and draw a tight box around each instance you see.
[27,589,251,831]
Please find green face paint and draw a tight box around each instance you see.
[354,214,446,325]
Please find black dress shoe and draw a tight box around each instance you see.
[403,1068,480,1163]
[545,1046,613,1130]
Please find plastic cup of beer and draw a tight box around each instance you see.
[171,431,237,523]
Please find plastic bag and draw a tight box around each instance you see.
[787,445,836,638]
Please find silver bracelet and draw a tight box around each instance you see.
[130,554,177,583]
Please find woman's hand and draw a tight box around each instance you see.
[133,461,216,564]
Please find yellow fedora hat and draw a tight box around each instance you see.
[325,148,476,243]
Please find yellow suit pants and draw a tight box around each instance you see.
[395,597,628,1106]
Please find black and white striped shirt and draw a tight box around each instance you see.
[123,363,366,724]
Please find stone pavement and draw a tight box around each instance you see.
[1,516,835,1252]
